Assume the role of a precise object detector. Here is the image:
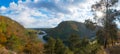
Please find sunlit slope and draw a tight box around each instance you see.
[0,16,29,42]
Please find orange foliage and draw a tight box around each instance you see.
[0,33,7,44]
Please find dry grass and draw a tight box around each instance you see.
[107,45,120,54]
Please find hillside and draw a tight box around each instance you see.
[0,16,44,54]
[45,21,98,41]
[0,16,29,41]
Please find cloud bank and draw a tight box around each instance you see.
[0,0,109,28]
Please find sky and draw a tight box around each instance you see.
[0,0,120,28]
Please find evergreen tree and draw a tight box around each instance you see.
[68,34,81,51]
[85,19,96,30]
[44,37,56,54]
[68,34,82,54]
[55,38,73,54]
[92,0,120,48]
[45,37,73,54]
[54,38,65,54]
[81,37,89,47]
[96,29,105,45]
[62,47,74,54]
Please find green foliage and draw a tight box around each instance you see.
[54,39,65,54]
[27,30,41,43]
[0,16,44,54]
[55,38,73,54]
[81,37,89,47]
[62,47,74,54]
[0,21,7,34]
[92,0,120,48]
[84,19,96,30]
[44,37,56,54]
[68,34,84,54]
[44,37,74,54]
[6,34,23,51]
[68,34,100,54]
[46,21,97,42]
[68,34,81,51]
[96,29,105,45]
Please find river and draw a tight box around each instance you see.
[38,30,47,43]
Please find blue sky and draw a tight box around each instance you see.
[0,0,120,28]
[0,0,18,7]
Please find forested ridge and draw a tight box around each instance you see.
[0,16,44,54]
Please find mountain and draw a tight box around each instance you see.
[0,16,44,54]
[45,21,98,41]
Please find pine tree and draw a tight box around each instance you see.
[92,0,120,48]
[45,37,73,54]
[55,38,74,54]
[81,37,89,47]
[68,34,81,51]
[96,29,105,45]
[62,47,74,54]
[54,38,65,54]
[68,34,83,54]
[84,19,96,30]
[44,37,56,54]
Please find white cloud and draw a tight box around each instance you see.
[0,6,7,11]
[3,0,119,28]
[0,6,7,14]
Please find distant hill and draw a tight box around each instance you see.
[45,21,99,41]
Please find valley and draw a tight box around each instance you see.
[0,0,120,54]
